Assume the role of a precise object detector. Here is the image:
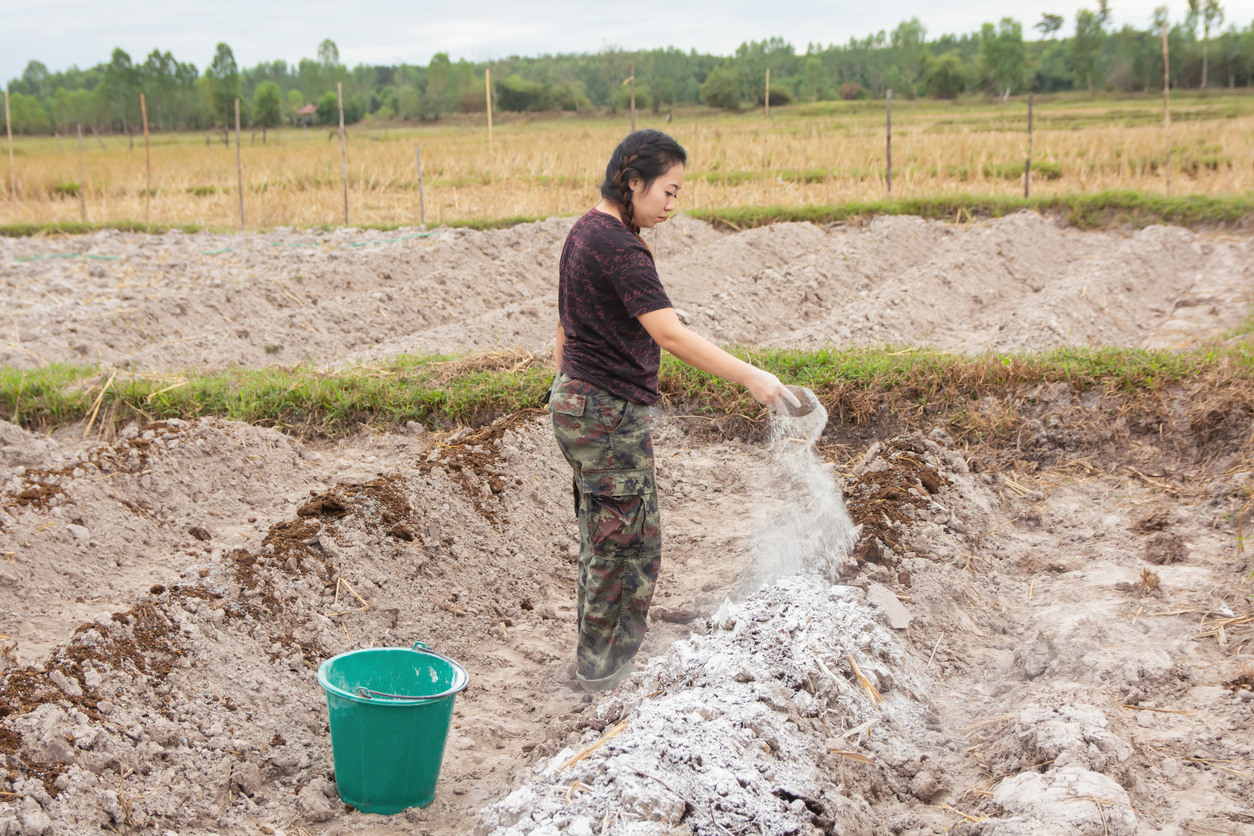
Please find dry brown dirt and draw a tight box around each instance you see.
[0,214,1251,836]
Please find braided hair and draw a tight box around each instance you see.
[600,129,688,236]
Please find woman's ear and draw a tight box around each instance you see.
[627,177,642,193]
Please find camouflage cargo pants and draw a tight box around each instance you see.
[549,372,661,686]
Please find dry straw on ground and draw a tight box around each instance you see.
[2,95,1253,228]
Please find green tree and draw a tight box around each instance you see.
[397,85,421,119]
[206,42,240,134]
[923,51,969,98]
[425,52,454,117]
[1071,9,1104,91]
[890,18,928,97]
[979,17,1027,100]
[252,80,282,141]
[6,92,51,134]
[1200,0,1224,86]
[1035,13,1065,37]
[286,89,304,123]
[798,56,826,101]
[317,39,339,67]
[103,48,138,134]
[700,66,742,110]
[316,90,338,125]
[141,50,179,130]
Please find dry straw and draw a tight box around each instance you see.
[2,102,1252,228]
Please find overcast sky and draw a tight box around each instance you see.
[6,0,1254,84]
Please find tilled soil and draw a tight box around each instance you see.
[0,216,1252,836]
[2,213,1250,374]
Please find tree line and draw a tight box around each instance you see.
[5,3,1254,136]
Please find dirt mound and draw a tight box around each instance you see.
[7,214,1246,374]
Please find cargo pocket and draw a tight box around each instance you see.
[551,390,586,417]
[580,468,654,546]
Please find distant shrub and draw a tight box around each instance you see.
[51,182,80,198]
[458,88,486,113]
[839,82,863,100]
[495,74,547,112]
[701,67,742,110]
[316,91,338,125]
[550,83,590,112]
[923,52,968,99]
[616,83,651,112]
[765,84,792,106]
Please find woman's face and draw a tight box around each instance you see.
[629,163,684,230]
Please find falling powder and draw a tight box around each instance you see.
[750,387,858,587]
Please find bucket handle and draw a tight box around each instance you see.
[351,641,435,700]
[354,686,445,702]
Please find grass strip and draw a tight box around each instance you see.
[1,344,1250,437]
[6,191,1254,239]
[689,190,1254,231]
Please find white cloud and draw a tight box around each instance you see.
[4,0,1252,82]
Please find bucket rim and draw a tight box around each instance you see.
[317,644,469,705]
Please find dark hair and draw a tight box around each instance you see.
[600,129,688,235]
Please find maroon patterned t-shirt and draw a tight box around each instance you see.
[558,209,673,405]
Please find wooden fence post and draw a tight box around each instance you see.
[5,89,13,202]
[1162,21,1172,196]
[416,147,426,227]
[765,67,770,120]
[141,93,151,227]
[485,69,493,155]
[338,82,349,225]
[77,124,86,222]
[1025,92,1033,199]
[885,89,892,195]
[630,61,636,132]
[235,98,245,231]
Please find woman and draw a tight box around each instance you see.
[550,129,798,692]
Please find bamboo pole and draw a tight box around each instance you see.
[1162,21,1172,196]
[416,146,426,227]
[629,61,636,132]
[337,82,348,225]
[485,69,493,154]
[885,89,892,195]
[234,98,244,231]
[76,124,86,222]
[1024,92,1033,198]
[140,93,151,227]
[4,89,13,202]
[765,67,770,120]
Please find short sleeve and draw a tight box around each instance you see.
[607,241,672,319]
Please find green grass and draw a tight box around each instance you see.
[6,190,1254,240]
[690,190,1254,231]
[2,345,1250,437]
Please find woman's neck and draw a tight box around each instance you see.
[593,201,624,223]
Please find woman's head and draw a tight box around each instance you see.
[600,129,687,234]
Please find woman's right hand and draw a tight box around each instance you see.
[746,369,800,412]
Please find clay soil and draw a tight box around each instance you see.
[0,214,1251,836]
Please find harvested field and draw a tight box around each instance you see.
[0,212,1252,836]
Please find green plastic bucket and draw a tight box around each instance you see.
[316,642,469,814]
